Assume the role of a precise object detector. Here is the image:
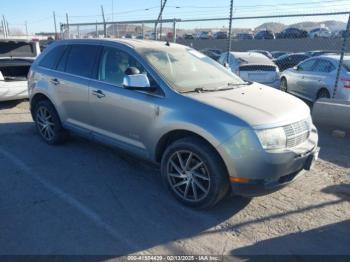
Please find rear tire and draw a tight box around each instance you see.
[280,78,288,92]
[34,100,68,145]
[161,137,230,209]
[317,89,330,100]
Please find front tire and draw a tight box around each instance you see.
[34,100,68,145]
[280,78,288,92]
[161,137,230,209]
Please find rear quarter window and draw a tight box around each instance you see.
[39,45,66,69]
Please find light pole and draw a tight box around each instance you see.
[227,0,234,63]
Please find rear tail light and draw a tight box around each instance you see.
[27,69,33,80]
[341,78,350,88]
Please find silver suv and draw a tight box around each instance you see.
[28,39,319,209]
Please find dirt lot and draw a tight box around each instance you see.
[0,100,349,256]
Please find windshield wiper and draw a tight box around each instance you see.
[181,82,252,94]
[181,87,214,93]
[227,81,252,86]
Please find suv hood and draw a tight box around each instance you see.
[186,83,310,128]
[0,41,38,58]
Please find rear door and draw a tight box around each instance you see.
[289,59,317,98]
[302,59,336,100]
[52,44,101,131]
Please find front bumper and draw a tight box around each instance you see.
[217,126,319,197]
[231,146,319,197]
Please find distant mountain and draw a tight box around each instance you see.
[255,22,285,33]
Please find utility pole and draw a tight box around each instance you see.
[25,21,28,38]
[6,21,10,36]
[101,5,107,38]
[1,20,5,38]
[160,0,163,40]
[112,0,115,37]
[53,11,58,39]
[154,0,167,40]
[2,15,8,38]
[227,0,234,63]
[96,20,98,38]
[66,13,70,39]
[333,13,350,98]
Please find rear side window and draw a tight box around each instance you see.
[65,45,100,78]
[313,59,336,73]
[39,45,66,69]
[298,59,316,71]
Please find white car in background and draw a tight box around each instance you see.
[219,51,280,88]
[280,55,350,101]
[309,27,332,38]
[0,40,41,102]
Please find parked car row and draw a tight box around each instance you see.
[182,27,347,41]
[208,47,349,103]
[198,46,341,89]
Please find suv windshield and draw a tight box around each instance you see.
[139,47,244,92]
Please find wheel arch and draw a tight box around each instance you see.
[155,129,225,166]
[316,87,331,100]
[30,92,56,119]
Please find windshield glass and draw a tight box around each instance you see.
[139,47,245,92]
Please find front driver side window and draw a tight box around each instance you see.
[98,47,159,89]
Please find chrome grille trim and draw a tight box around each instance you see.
[283,120,311,148]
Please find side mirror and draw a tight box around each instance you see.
[224,62,230,69]
[123,67,155,92]
[293,66,299,71]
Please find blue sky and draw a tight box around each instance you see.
[1,0,350,33]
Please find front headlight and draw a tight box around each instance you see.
[256,127,287,150]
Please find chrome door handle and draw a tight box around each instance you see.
[92,90,106,99]
[50,78,60,85]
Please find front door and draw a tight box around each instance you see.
[89,46,163,157]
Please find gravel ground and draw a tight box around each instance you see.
[0,100,349,256]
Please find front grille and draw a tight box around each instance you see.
[283,120,311,148]
[239,65,277,71]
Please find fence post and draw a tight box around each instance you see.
[95,21,98,38]
[173,19,177,43]
[227,0,234,63]
[1,19,6,39]
[333,13,350,99]
[66,13,70,39]
[53,12,57,40]
[101,5,107,38]
[60,23,63,40]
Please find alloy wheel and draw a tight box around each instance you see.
[167,150,211,202]
[36,106,55,141]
